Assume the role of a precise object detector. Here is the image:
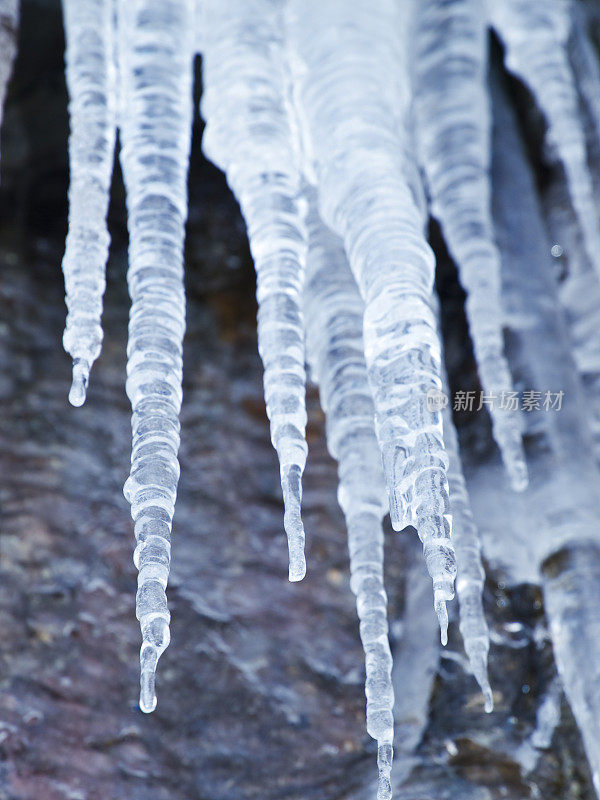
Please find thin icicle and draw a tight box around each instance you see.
[409,0,527,492]
[441,371,492,711]
[304,197,393,800]
[490,0,600,280]
[0,0,19,171]
[288,0,456,637]
[201,0,308,581]
[118,0,195,713]
[61,0,117,406]
[515,677,562,774]
[391,536,440,788]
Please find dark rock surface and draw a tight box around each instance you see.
[0,3,596,799]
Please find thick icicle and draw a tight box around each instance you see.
[543,546,600,798]
[410,0,527,491]
[201,0,308,581]
[0,0,19,171]
[490,0,600,279]
[441,376,492,711]
[304,198,394,800]
[465,64,600,794]
[288,0,456,635]
[540,10,600,465]
[118,0,195,713]
[61,0,117,406]
[527,54,600,785]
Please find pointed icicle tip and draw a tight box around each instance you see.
[483,686,494,714]
[139,643,158,714]
[288,555,306,582]
[377,743,393,800]
[69,358,89,407]
[471,653,494,712]
[139,680,157,714]
[282,465,307,582]
[389,486,410,532]
[509,462,528,493]
[287,513,306,580]
[435,599,449,646]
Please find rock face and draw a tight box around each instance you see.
[0,3,596,799]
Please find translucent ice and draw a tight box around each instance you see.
[304,196,394,800]
[410,0,527,491]
[201,0,309,581]
[288,0,456,636]
[61,0,117,405]
[467,64,600,793]
[490,0,600,280]
[10,0,599,791]
[441,371,492,711]
[118,0,195,713]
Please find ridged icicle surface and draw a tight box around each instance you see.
[490,0,600,280]
[304,197,394,800]
[61,0,117,407]
[288,0,456,639]
[23,0,600,792]
[118,0,195,713]
[410,0,527,492]
[543,546,600,798]
[441,373,492,711]
[200,0,308,582]
[489,66,600,797]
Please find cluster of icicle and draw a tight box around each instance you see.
[2,0,600,796]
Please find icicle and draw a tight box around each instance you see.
[118,0,195,713]
[61,0,117,406]
[465,62,600,794]
[441,371,492,711]
[490,0,600,280]
[304,197,393,800]
[0,0,19,171]
[545,190,600,465]
[465,64,600,582]
[543,547,600,798]
[391,536,440,787]
[409,0,527,492]
[287,0,456,635]
[515,677,562,774]
[539,7,600,466]
[200,0,308,581]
